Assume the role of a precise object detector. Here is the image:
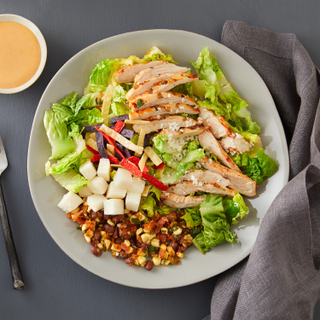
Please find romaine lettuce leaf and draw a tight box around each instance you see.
[88,59,114,89]
[143,46,177,64]
[181,207,202,228]
[175,148,205,179]
[43,110,75,160]
[52,170,88,193]
[110,85,130,116]
[223,193,249,225]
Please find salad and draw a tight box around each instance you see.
[43,46,278,271]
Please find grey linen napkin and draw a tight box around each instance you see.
[205,21,320,320]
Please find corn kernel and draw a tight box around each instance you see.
[137,249,146,256]
[141,233,151,244]
[107,219,115,226]
[111,243,121,252]
[127,247,133,254]
[161,227,168,234]
[112,251,120,258]
[173,227,182,235]
[151,238,160,248]
[81,224,88,232]
[133,258,139,266]
[152,256,161,266]
[137,256,146,267]
[104,239,111,250]
[176,252,184,258]
[97,243,103,249]
[164,259,170,266]
[124,240,131,247]
[100,231,106,235]
[143,228,150,234]
[183,234,193,241]
[160,244,167,250]
[136,212,146,221]
[167,246,175,256]
[136,228,143,235]
[124,209,130,214]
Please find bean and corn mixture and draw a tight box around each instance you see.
[67,199,200,271]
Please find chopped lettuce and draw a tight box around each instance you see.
[110,85,130,116]
[231,148,278,185]
[143,46,177,64]
[140,186,162,217]
[193,194,237,254]
[52,170,88,193]
[181,207,202,228]
[175,148,205,179]
[223,193,249,225]
[43,110,75,160]
[87,59,114,92]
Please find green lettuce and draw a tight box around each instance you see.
[181,207,202,228]
[193,194,237,254]
[223,193,249,225]
[110,85,130,116]
[232,148,278,185]
[87,59,114,91]
[175,148,205,179]
[143,46,177,64]
[43,110,75,160]
[52,170,88,193]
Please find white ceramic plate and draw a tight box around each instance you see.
[27,30,289,289]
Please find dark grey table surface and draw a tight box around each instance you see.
[1,1,320,319]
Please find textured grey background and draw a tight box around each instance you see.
[0,1,319,319]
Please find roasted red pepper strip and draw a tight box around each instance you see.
[86,145,99,155]
[107,155,119,164]
[127,156,149,173]
[113,120,125,133]
[154,162,165,170]
[95,126,125,160]
[119,159,142,178]
[92,154,101,163]
[141,172,169,191]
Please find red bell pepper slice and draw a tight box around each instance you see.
[92,154,101,163]
[86,145,99,155]
[107,155,119,164]
[154,162,165,170]
[119,159,142,178]
[127,156,149,173]
[141,172,169,191]
[113,120,125,133]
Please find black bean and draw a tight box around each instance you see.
[104,224,114,233]
[94,230,101,240]
[114,238,122,244]
[122,233,131,240]
[145,260,154,271]
[119,251,128,259]
[170,242,179,251]
[91,246,102,257]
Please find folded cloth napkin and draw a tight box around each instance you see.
[204,21,320,320]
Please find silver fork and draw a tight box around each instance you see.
[0,136,24,289]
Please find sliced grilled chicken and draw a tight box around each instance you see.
[127,92,198,111]
[132,116,199,134]
[135,64,189,85]
[160,192,206,208]
[167,181,237,196]
[157,124,205,139]
[220,135,252,154]
[175,169,230,188]
[199,106,236,139]
[200,156,257,197]
[149,73,198,94]
[114,61,165,83]
[127,72,196,100]
[129,103,199,120]
[198,129,241,172]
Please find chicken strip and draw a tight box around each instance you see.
[199,156,257,197]
[156,124,205,139]
[167,181,237,196]
[175,169,230,188]
[114,61,165,83]
[199,106,235,139]
[160,192,206,208]
[220,135,252,154]
[127,92,198,111]
[126,72,197,100]
[129,103,199,120]
[135,63,189,85]
[132,116,199,134]
[198,129,241,172]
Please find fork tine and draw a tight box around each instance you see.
[0,136,8,175]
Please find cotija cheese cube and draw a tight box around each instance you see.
[106,181,126,199]
[87,176,108,195]
[79,160,97,181]
[104,199,124,215]
[125,191,141,212]
[58,192,83,213]
[87,195,106,212]
[113,168,132,189]
[97,158,111,181]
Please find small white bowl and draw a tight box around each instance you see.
[0,14,47,94]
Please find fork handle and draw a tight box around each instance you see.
[0,177,25,289]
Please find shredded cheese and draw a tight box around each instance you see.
[144,146,162,166]
[100,124,143,155]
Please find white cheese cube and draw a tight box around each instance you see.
[104,199,124,215]
[97,158,111,181]
[125,191,141,212]
[87,176,108,195]
[79,160,96,181]
[78,186,93,198]
[87,195,106,212]
[106,181,126,199]
[127,177,146,194]
[113,168,133,189]
[57,192,83,213]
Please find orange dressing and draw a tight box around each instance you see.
[0,21,41,89]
